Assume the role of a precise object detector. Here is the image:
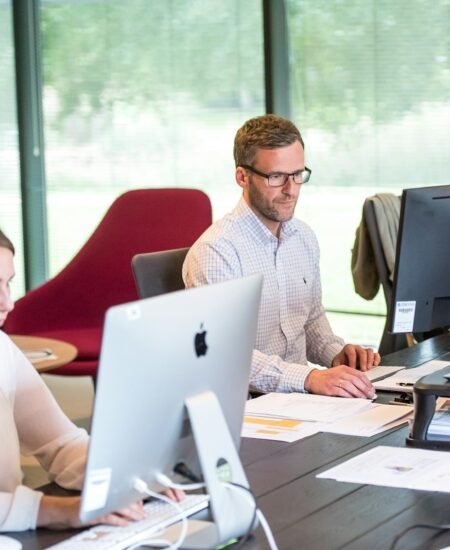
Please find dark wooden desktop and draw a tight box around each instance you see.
[10,332,450,550]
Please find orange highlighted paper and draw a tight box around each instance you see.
[242,415,319,442]
[244,416,302,428]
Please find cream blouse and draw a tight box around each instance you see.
[0,331,88,531]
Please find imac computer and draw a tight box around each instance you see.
[388,184,450,335]
[79,275,262,547]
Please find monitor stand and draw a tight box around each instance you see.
[162,390,255,549]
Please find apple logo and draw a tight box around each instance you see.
[194,323,208,357]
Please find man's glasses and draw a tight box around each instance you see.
[240,164,312,187]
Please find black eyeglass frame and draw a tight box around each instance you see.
[240,164,312,187]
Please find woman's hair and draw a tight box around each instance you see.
[0,229,15,255]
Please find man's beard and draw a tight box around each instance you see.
[247,178,297,223]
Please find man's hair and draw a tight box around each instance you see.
[233,114,304,167]
[0,229,15,255]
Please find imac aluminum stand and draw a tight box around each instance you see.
[164,390,255,549]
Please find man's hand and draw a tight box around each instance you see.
[332,344,381,372]
[304,365,375,398]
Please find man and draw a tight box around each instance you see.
[183,114,380,398]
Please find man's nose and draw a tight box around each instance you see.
[282,175,298,194]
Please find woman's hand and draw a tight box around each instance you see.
[163,488,185,502]
[37,488,185,530]
[37,495,145,530]
[90,500,146,527]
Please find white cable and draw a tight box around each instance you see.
[224,482,279,550]
[256,509,279,550]
[127,538,172,550]
[224,481,255,507]
[156,472,206,491]
[132,478,188,550]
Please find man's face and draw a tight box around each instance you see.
[236,140,305,235]
[0,247,15,328]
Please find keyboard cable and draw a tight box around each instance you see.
[132,478,189,550]
[224,482,279,550]
[155,472,206,492]
[152,472,279,550]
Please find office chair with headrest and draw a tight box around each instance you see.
[4,188,212,379]
[132,247,189,299]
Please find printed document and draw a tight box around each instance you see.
[243,394,413,441]
[317,445,450,493]
[317,404,412,437]
[364,365,405,381]
[244,393,373,423]
[241,416,320,442]
[373,360,450,392]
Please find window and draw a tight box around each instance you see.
[287,0,450,345]
[40,0,265,274]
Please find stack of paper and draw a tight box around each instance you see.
[364,365,405,381]
[245,393,373,423]
[242,393,412,443]
[318,404,411,437]
[373,360,450,392]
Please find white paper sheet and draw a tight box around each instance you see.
[317,445,450,493]
[364,365,405,381]
[317,404,412,437]
[245,393,373,423]
[24,349,57,364]
[373,360,450,392]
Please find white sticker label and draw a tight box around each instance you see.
[393,301,416,333]
[83,468,112,512]
[126,304,141,320]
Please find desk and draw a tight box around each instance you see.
[9,332,450,550]
[11,335,78,373]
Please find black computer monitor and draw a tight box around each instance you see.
[79,275,262,547]
[388,185,450,334]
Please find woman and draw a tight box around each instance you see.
[0,229,180,531]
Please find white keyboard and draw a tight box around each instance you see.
[48,494,209,549]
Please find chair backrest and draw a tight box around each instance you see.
[362,196,407,355]
[5,188,212,334]
[132,247,189,299]
[362,198,393,308]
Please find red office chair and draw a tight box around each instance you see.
[4,188,212,378]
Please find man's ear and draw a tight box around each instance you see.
[235,166,248,190]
